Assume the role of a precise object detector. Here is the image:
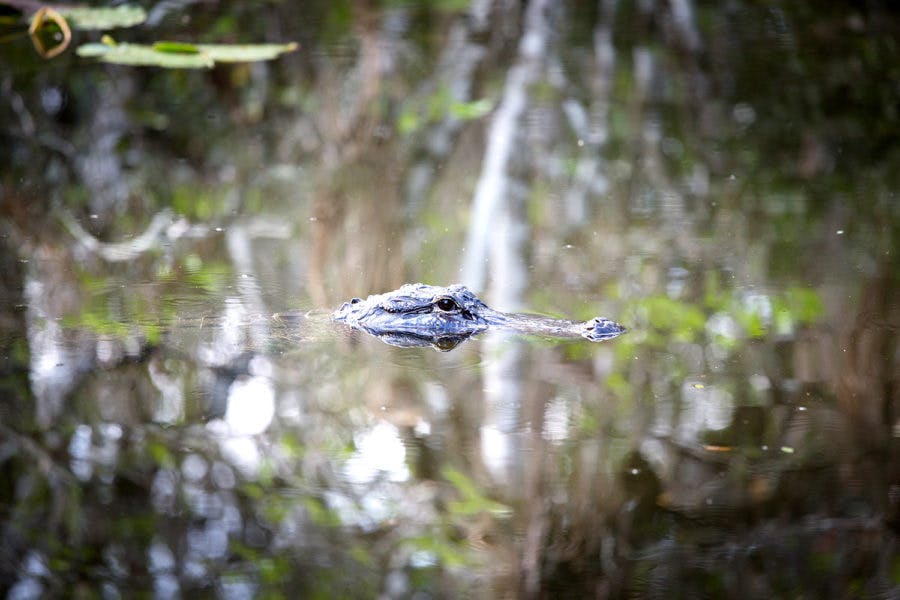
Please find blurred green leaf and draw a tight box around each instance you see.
[736,308,766,338]
[77,42,214,68]
[61,4,146,30]
[449,98,493,120]
[182,261,232,293]
[397,109,421,134]
[639,296,706,341]
[403,534,468,567]
[197,42,299,62]
[74,42,107,57]
[442,467,510,517]
[784,286,824,324]
[241,482,265,500]
[605,371,631,399]
[349,544,375,568]
[77,40,297,68]
[383,0,471,10]
[148,442,174,468]
[303,497,342,527]
[703,270,729,311]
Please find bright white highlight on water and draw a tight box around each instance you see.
[181,453,209,482]
[678,382,734,444]
[707,312,739,340]
[743,292,773,324]
[219,435,262,476]
[480,425,511,478]
[225,376,275,435]
[542,397,569,442]
[345,421,409,484]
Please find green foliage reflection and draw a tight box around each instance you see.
[443,466,510,517]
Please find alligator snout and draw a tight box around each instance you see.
[581,317,627,342]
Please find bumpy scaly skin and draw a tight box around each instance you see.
[333,283,626,349]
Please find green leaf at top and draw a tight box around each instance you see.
[61,5,147,30]
[195,43,299,63]
[76,41,299,69]
[76,42,214,68]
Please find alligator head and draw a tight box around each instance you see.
[333,283,493,349]
[334,282,626,350]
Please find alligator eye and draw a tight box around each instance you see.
[435,297,458,312]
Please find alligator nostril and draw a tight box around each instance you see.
[350,298,361,304]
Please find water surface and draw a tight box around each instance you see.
[0,1,898,598]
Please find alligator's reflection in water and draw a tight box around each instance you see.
[333,283,626,350]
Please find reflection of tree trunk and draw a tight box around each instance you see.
[306,3,404,306]
[307,1,498,306]
[318,1,382,169]
[835,270,899,448]
[461,0,552,293]
[225,223,271,347]
[519,381,552,598]
[461,2,557,596]
[403,3,490,213]
[307,162,405,307]
[559,0,617,228]
[308,186,345,308]
[77,76,135,217]
[24,240,98,426]
[0,217,31,427]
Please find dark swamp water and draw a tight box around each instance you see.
[1,1,899,598]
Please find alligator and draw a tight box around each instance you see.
[333,283,626,350]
